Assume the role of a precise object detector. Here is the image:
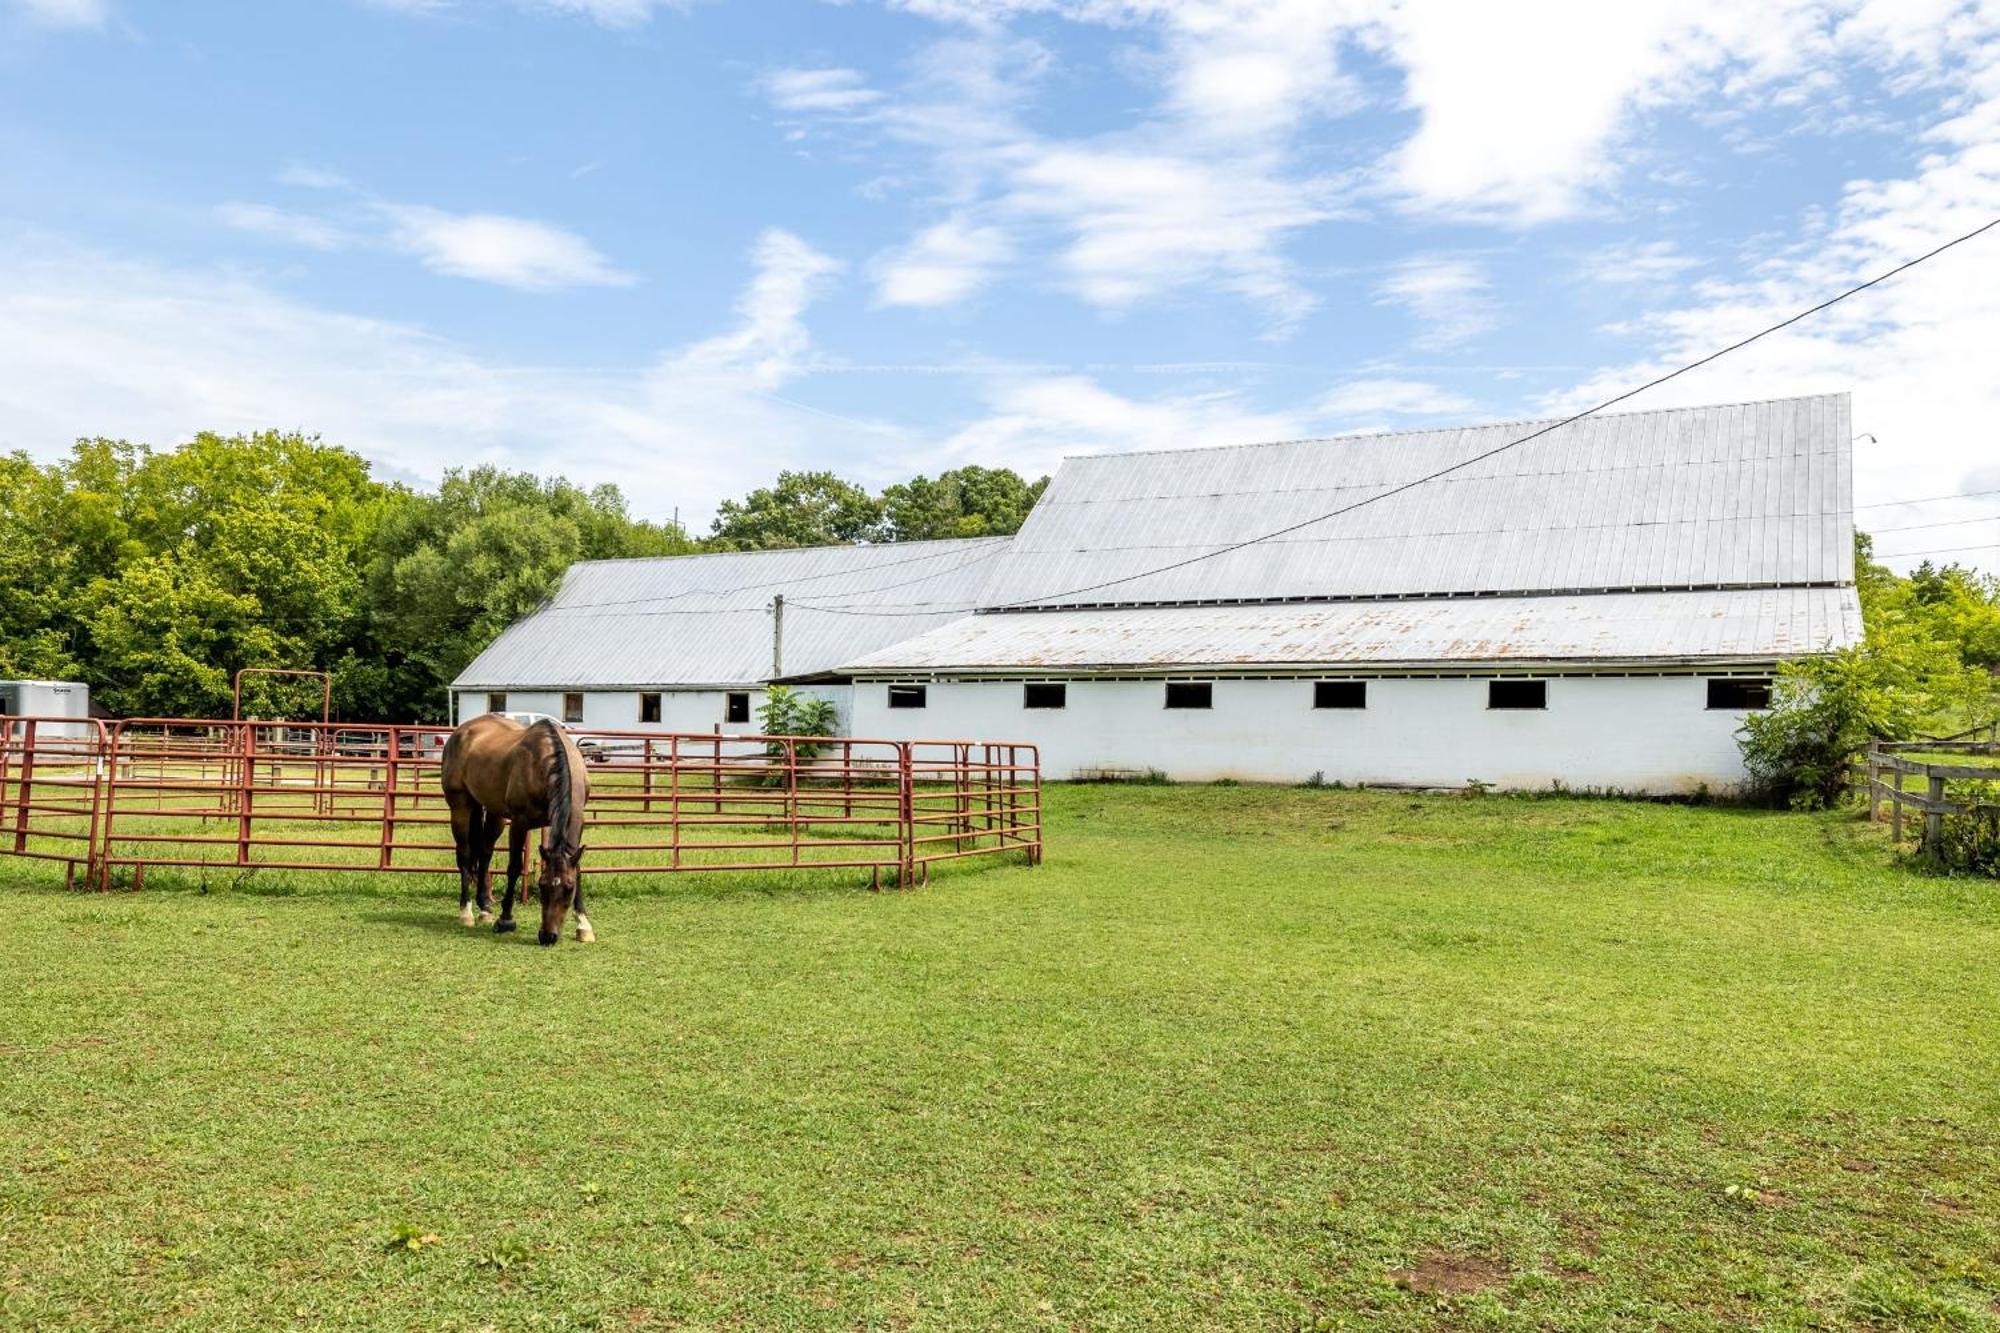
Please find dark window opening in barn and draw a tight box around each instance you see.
[486,692,506,714]
[639,692,662,724]
[1706,678,1772,711]
[888,684,927,710]
[1024,682,1066,709]
[1314,680,1367,710]
[726,692,752,723]
[1165,681,1213,710]
[1488,679,1547,710]
[563,693,585,724]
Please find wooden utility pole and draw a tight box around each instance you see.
[771,594,785,678]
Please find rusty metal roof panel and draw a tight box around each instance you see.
[453,538,1010,689]
[840,586,1863,673]
[978,393,1853,609]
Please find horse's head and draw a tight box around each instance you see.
[536,838,584,946]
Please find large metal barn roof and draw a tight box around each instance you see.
[453,538,1009,690]
[975,393,1853,610]
[839,586,1863,675]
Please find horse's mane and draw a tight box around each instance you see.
[532,720,581,858]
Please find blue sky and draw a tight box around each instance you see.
[2,0,1997,569]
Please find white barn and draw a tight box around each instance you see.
[457,393,1862,792]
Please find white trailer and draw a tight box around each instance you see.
[0,680,93,739]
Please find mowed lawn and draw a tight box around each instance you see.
[3,786,1998,1331]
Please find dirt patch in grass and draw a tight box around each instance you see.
[1390,1250,1509,1296]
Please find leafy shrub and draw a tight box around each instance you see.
[1738,639,1987,810]
[756,684,840,767]
[1935,779,2000,877]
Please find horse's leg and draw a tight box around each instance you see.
[473,813,498,925]
[477,810,506,931]
[450,798,481,927]
[571,875,595,944]
[494,818,525,935]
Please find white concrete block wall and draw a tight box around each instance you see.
[846,675,1765,793]
[454,686,852,736]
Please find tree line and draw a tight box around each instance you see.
[0,432,1047,722]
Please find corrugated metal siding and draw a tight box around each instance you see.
[978,393,1852,608]
[839,587,1864,672]
[454,538,1009,688]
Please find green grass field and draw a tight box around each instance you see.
[3,785,1997,1330]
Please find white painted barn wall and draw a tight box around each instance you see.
[847,676,1762,793]
[453,686,853,734]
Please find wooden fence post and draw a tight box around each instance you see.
[1890,767,1903,844]
[1924,769,1946,856]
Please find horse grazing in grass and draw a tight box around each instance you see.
[440,714,593,946]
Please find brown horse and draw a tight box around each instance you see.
[439,714,593,946]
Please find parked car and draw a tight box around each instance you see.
[494,711,604,761]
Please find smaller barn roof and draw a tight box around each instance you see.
[838,586,1862,674]
[453,538,1009,689]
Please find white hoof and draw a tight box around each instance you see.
[459,907,476,927]
[575,914,595,944]
[477,910,494,926]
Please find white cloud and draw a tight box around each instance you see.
[362,0,684,25]
[275,164,353,190]
[666,228,842,388]
[217,174,635,292]
[1010,145,1335,325]
[374,203,634,290]
[8,0,106,28]
[1319,377,1474,417]
[772,15,1347,329]
[0,229,884,524]
[871,215,1013,306]
[1374,255,1496,348]
[216,202,353,251]
[1580,239,1701,286]
[763,67,883,114]
[933,372,1312,481]
[526,0,683,23]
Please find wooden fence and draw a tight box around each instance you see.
[1856,721,2000,857]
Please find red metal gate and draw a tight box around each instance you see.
[0,717,1040,891]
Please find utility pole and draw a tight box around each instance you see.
[771,594,784,678]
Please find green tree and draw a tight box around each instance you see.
[1739,531,1997,807]
[363,466,693,718]
[875,466,1048,541]
[709,471,880,549]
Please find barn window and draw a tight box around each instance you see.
[726,692,752,723]
[1706,678,1772,711]
[1488,679,1547,710]
[1313,680,1367,710]
[1023,682,1066,710]
[1164,681,1212,710]
[639,692,662,724]
[486,692,507,714]
[888,684,927,710]
[563,693,585,724]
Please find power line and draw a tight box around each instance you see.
[1865,513,2000,534]
[983,214,2000,612]
[1873,542,2000,560]
[787,545,1008,604]
[1856,486,2000,510]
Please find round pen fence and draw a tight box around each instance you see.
[0,716,1041,891]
